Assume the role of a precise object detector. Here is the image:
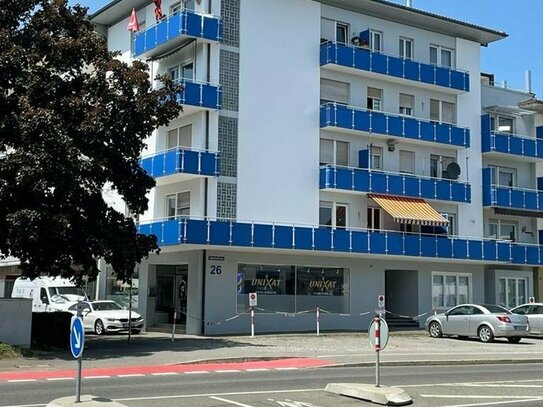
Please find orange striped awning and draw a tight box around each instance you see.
[369,194,449,227]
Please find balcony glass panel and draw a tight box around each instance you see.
[140,148,220,178]
[320,103,469,148]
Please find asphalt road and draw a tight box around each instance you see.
[1,363,543,407]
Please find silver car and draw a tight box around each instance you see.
[425,304,529,343]
[510,303,543,336]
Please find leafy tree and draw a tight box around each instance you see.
[0,0,181,284]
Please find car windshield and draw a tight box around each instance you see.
[49,287,86,297]
[483,304,511,314]
[92,302,123,311]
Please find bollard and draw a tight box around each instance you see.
[374,316,381,387]
[316,306,320,337]
[171,311,177,342]
[250,306,255,337]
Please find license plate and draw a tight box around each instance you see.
[514,326,526,331]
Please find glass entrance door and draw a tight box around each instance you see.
[156,265,188,325]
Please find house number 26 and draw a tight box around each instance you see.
[210,265,222,275]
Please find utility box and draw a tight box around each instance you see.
[0,298,32,347]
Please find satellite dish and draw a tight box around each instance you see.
[446,162,461,180]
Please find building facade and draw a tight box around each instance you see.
[83,0,541,335]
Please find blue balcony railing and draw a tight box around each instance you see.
[140,148,220,178]
[321,103,470,148]
[138,218,542,266]
[481,114,543,159]
[320,42,469,92]
[175,80,221,110]
[482,168,543,212]
[320,165,470,203]
[133,10,222,58]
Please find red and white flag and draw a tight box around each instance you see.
[127,8,140,32]
[153,0,164,21]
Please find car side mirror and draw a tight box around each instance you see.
[84,310,91,316]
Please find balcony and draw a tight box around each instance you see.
[320,165,471,203]
[321,103,470,148]
[320,42,469,93]
[175,80,221,111]
[140,148,220,181]
[481,115,543,161]
[482,168,543,215]
[138,218,542,266]
[133,10,222,59]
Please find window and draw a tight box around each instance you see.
[171,0,194,13]
[499,277,528,308]
[319,139,349,166]
[399,37,413,60]
[489,165,516,187]
[320,79,349,105]
[491,115,515,134]
[488,219,517,241]
[167,125,192,149]
[367,207,381,230]
[370,30,382,53]
[430,45,454,68]
[442,213,456,236]
[370,146,383,170]
[40,287,49,305]
[399,93,414,116]
[166,192,190,219]
[367,87,383,111]
[320,202,348,228]
[399,150,415,174]
[336,23,348,44]
[169,61,194,82]
[432,273,471,308]
[430,99,456,124]
[430,155,456,179]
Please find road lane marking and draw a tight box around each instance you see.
[6,380,37,383]
[245,368,270,372]
[439,398,543,407]
[209,396,255,407]
[117,374,145,378]
[422,395,542,399]
[183,371,209,374]
[275,368,298,371]
[151,372,178,376]
[46,377,74,381]
[115,388,322,402]
[84,376,111,379]
[216,370,241,373]
[0,404,45,407]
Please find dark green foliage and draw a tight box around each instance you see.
[0,0,182,283]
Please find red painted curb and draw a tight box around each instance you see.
[0,358,331,381]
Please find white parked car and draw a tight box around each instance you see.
[68,301,143,335]
[510,303,543,336]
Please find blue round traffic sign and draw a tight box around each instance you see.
[70,317,85,359]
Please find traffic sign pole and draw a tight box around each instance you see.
[70,315,85,403]
[250,306,255,338]
[76,356,82,403]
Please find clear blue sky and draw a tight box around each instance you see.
[72,0,542,97]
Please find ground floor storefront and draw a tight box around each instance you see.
[94,248,538,336]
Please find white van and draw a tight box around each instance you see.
[11,277,88,312]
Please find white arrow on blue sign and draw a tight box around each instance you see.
[70,317,85,359]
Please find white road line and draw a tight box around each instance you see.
[117,374,145,378]
[439,398,543,407]
[421,395,542,400]
[209,396,255,407]
[46,377,74,381]
[84,376,111,379]
[275,367,298,371]
[0,403,45,407]
[151,372,178,376]
[6,380,37,383]
[115,388,322,402]
[215,370,241,373]
[462,384,543,388]
[183,371,209,375]
[245,368,270,372]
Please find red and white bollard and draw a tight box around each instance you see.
[374,316,381,387]
[250,306,255,338]
[316,307,320,337]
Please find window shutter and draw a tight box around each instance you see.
[320,139,334,164]
[336,141,349,166]
[178,125,192,147]
[399,93,413,108]
[399,150,415,173]
[321,79,349,104]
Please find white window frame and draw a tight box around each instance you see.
[432,272,472,309]
[442,213,457,236]
[399,93,414,116]
[399,150,415,174]
[320,78,350,105]
[491,115,515,134]
[399,37,413,60]
[320,201,348,229]
[488,165,517,187]
[167,124,192,149]
[370,146,383,170]
[165,191,191,220]
[430,44,454,68]
[430,154,456,179]
[367,87,383,111]
[498,277,528,308]
[335,22,349,44]
[171,0,194,13]
[488,218,517,241]
[370,30,383,53]
[367,207,381,231]
[169,59,195,82]
[430,99,456,124]
[320,138,349,167]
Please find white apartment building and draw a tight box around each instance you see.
[3,0,541,335]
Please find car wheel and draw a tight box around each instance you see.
[428,321,443,338]
[507,337,522,344]
[94,319,106,335]
[478,325,494,343]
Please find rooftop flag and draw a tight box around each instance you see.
[127,8,139,32]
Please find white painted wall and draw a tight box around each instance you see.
[237,0,321,225]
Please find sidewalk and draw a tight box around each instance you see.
[1,330,542,378]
